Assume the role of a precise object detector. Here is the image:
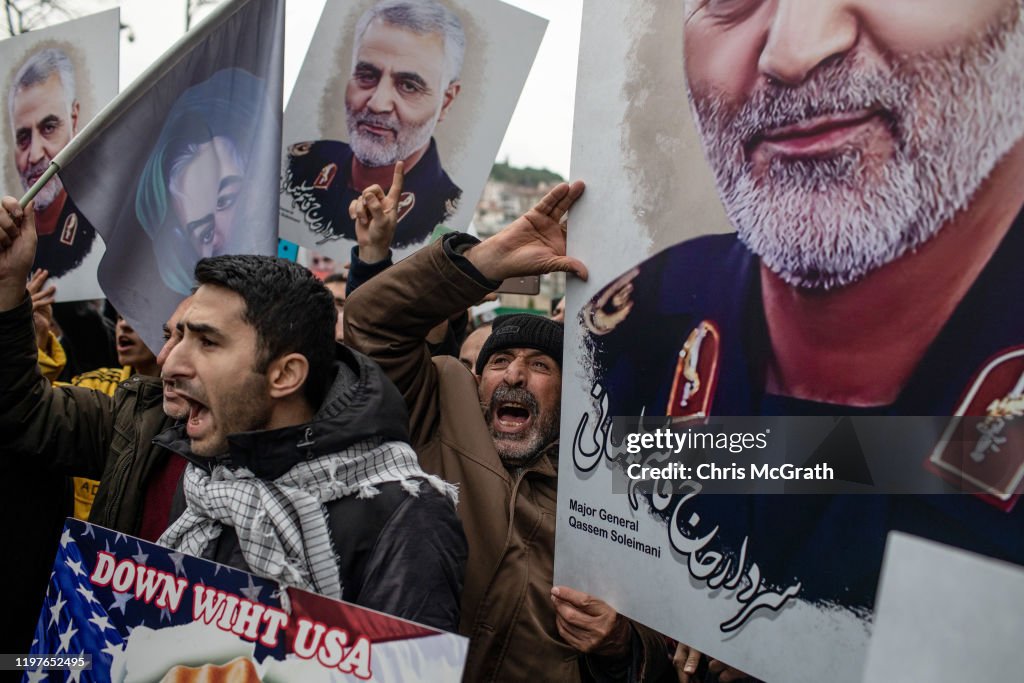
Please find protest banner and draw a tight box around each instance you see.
[555,1,1024,680]
[26,518,467,682]
[49,0,284,353]
[279,0,546,260]
[0,10,118,302]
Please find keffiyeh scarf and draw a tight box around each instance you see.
[158,438,457,599]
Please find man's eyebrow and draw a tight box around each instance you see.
[186,214,215,234]
[37,113,61,128]
[185,321,222,337]
[353,61,382,76]
[393,71,430,91]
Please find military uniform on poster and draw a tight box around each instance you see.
[583,212,1024,613]
[283,137,460,249]
[34,197,97,280]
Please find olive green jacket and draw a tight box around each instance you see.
[0,295,175,534]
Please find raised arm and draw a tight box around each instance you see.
[344,181,586,448]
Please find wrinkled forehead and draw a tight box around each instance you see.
[354,19,447,77]
[11,73,70,118]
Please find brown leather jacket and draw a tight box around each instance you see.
[345,238,670,682]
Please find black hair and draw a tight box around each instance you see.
[194,255,337,407]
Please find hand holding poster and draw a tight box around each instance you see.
[28,519,467,682]
[557,1,1024,680]
[0,10,119,302]
[279,0,547,260]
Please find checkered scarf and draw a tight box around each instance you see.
[157,437,457,599]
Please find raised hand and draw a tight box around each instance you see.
[27,268,57,349]
[466,181,587,282]
[349,161,404,264]
[0,196,38,311]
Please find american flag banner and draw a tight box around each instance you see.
[27,519,467,682]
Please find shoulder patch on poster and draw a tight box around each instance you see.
[313,162,337,190]
[289,141,313,157]
[396,192,415,223]
[666,320,720,419]
[60,212,78,246]
[928,346,1024,511]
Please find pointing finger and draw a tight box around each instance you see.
[387,160,405,204]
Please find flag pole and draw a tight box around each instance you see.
[19,162,61,208]
[18,0,252,209]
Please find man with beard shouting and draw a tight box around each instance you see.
[344,181,671,682]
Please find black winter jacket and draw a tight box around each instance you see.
[160,344,467,632]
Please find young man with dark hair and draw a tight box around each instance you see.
[0,197,464,649]
[156,253,465,628]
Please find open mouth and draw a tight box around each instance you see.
[116,335,135,353]
[493,402,533,434]
[750,110,887,157]
[182,396,211,437]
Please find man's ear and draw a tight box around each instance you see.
[266,352,310,400]
[437,81,461,124]
[70,100,80,135]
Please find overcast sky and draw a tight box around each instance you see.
[92,0,581,178]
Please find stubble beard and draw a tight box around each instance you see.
[484,384,561,468]
[345,101,440,168]
[690,3,1024,290]
[183,371,273,458]
[20,158,64,211]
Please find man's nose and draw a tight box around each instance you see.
[28,132,47,164]
[502,358,527,387]
[758,0,859,86]
[366,79,397,114]
[160,336,192,378]
[156,338,176,369]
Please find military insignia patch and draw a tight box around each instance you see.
[928,346,1024,511]
[289,141,313,157]
[666,320,721,419]
[313,162,337,190]
[60,212,78,246]
[396,192,415,223]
